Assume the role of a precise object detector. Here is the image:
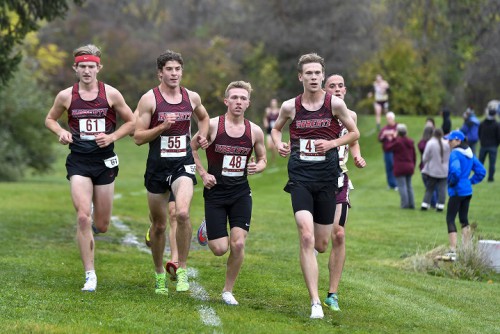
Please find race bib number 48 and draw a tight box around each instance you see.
[79,118,105,140]
[161,135,187,158]
[299,138,325,161]
[222,155,247,177]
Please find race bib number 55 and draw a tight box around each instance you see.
[161,135,187,158]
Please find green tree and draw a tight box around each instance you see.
[0,64,55,181]
[355,31,445,115]
[0,0,83,87]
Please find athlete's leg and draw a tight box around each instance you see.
[296,210,322,304]
[328,203,347,294]
[70,175,95,272]
[171,176,194,269]
[147,191,169,273]
[458,196,472,248]
[223,227,248,293]
[168,200,178,263]
[92,183,114,233]
[446,196,460,251]
[374,102,382,129]
[266,134,276,163]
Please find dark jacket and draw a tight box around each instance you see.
[441,109,451,135]
[479,119,500,147]
[386,136,416,177]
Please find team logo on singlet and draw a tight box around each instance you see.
[295,119,332,129]
[214,144,252,155]
[72,108,108,117]
[158,111,192,122]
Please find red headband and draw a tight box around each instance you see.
[74,55,100,64]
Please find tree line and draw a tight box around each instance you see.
[1,0,500,180]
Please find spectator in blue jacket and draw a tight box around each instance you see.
[460,107,480,156]
[443,130,486,261]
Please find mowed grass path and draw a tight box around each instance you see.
[1,115,499,333]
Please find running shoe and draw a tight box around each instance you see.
[165,261,178,281]
[324,293,340,311]
[145,225,152,248]
[442,251,457,262]
[176,268,189,292]
[81,275,97,292]
[310,303,324,319]
[197,218,208,246]
[155,272,168,295]
[222,291,239,305]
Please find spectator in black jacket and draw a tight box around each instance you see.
[441,108,452,135]
[479,108,500,182]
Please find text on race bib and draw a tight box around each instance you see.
[184,164,196,175]
[79,118,105,140]
[222,155,247,177]
[299,138,325,161]
[161,135,187,158]
[104,155,119,168]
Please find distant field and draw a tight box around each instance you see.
[1,114,498,334]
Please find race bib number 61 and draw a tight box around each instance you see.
[79,118,105,140]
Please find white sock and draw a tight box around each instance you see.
[85,270,96,279]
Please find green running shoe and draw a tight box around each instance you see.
[324,293,340,311]
[155,272,168,295]
[176,268,189,292]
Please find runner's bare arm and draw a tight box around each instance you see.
[133,90,175,146]
[248,123,267,175]
[45,88,73,145]
[271,99,294,157]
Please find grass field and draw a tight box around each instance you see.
[1,115,499,333]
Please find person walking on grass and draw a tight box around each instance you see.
[263,98,280,163]
[191,81,267,305]
[322,73,366,312]
[45,44,135,292]
[443,130,485,261]
[370,74,390,131]
[478,107,500,182]
[420,128,450,212]
[271,53,359,319]
[378,112,398,190]
[134,50,210,295]
[386,124,416,209]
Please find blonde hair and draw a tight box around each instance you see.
[73,44,101,58]
[297,53,325,73]
[225,81,253,98]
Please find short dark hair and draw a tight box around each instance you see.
[157,50,184,70]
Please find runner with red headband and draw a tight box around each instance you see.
[45,44,135,292]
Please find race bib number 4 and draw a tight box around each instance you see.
[299,138,325,161]
[79,118,105,140]
[161,135,187,158]
[222,155,247,177]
